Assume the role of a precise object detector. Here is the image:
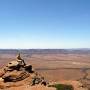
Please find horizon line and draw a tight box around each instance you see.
[0,48,90,50]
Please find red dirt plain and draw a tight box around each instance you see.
[0,50,90,89]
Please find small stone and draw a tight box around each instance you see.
[0,78,4,82]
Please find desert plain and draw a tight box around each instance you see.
[0,49,90,90]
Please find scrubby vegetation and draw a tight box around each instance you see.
[49,84,74,90]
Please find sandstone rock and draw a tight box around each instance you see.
[0,53,49,90]
[2,70,30,82]
[0,69,5,77]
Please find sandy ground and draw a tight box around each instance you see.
[2,85,56,90]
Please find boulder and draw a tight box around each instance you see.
[2,70,30,82]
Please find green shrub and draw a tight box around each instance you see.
[48,84,74,90]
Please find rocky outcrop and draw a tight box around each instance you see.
[0,54,48,89]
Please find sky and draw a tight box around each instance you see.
[0,0,90,49]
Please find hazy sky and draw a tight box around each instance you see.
[0,0,90,49]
